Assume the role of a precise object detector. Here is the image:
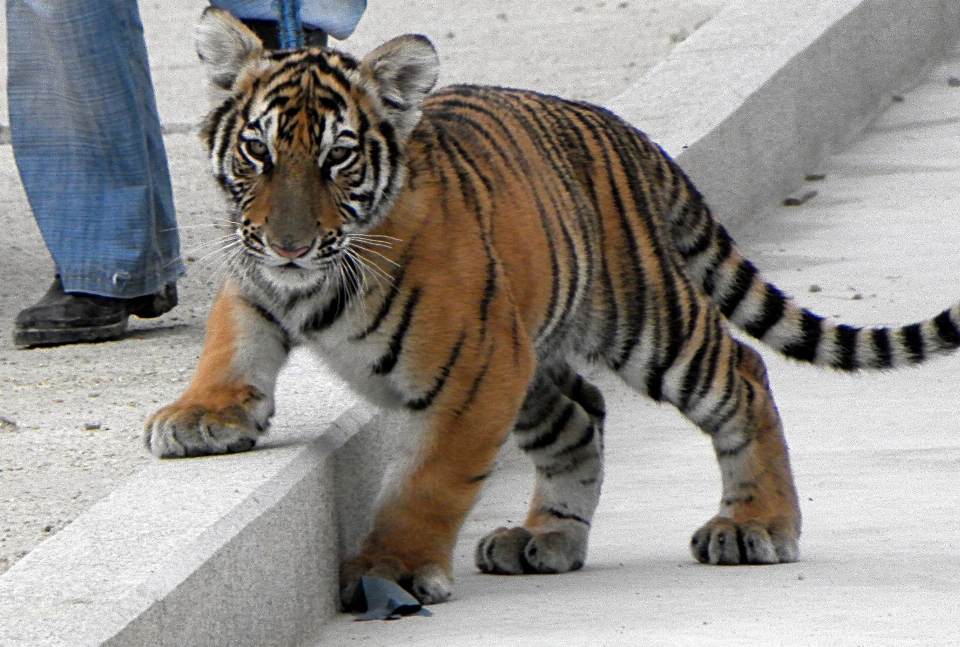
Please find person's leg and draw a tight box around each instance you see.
[9,0,183,346]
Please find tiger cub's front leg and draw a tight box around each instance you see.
[144,282,289,458]
[340,324,537,607]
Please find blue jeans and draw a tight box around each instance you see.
[7,0,184,298]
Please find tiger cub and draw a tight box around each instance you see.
[145,7,960,606]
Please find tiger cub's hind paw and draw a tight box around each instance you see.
[690,517,800,565]
[144,402,263,458]
[475,526,587,575]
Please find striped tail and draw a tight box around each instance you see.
[664,171,960,371]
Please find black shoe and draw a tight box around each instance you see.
[241,18,328,49]
[13,276,178,348]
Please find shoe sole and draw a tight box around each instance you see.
[129,284,178,319]
[13,321,127,349]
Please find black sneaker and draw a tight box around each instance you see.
[241,18,328,49]
[13,276,178,348]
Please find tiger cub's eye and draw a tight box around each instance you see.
[327,146,353,165]
[244,139,270,162]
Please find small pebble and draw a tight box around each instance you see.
[948,76,960,87]
[804,173,826,182]
[83,422,102,431]
[783,189,817,206]
[0,417,17,432]
[808,284,822,293]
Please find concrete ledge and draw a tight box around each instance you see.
[608,0,960,228]
[0,352,375,647]
[2,1,958,645]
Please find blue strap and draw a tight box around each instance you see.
[274,0,304,49]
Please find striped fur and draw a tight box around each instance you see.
[145,8,960,607]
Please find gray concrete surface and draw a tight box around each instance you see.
[3,0,960,645]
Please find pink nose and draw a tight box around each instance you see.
[271,244,311,259]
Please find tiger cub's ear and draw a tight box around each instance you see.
[360,35,440,141]
[195,7,264,96]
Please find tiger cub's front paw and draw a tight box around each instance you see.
[340,556,453,609]
[144,387,271,458]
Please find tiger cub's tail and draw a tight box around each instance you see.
[665,169,960,371]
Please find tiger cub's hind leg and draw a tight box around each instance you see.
[619,316,801,565]
[476,364,605,575]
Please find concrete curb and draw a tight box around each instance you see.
[2,1,958,645]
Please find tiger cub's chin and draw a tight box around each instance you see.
[261,264,324,291]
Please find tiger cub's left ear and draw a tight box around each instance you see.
[361,35,440,141]
[195,7,264,96]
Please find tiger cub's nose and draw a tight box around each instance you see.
[271,243,311,259]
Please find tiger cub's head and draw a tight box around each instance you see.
[195,8,439,292]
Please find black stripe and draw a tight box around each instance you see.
[456,343,495,418]
[520,401,576,451]
[742,287,787,339]
[834,324,859,371]
[514,385,563,431]
[715,436,753,458]
[407,330,467,411]
[569,375,606,418]
[645,366,665,402]
[870,328,893,368]
[933,309,960,349]
[203,97,236,151]
[694,316,726,403]
[678,320,714,411]
[702,229,734,296]
[541,507,591,526]
[439,134,500,331]
[556,421,596,455]
[901,323,925,363]
[303,265,360,332]
[682,221,714,259]
[354,255,411,341]
[372,287,421,375]
[780,312,824,363]
[719,262,758,317]
[214,103,244,174]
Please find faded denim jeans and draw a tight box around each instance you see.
[7,0,183,298]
